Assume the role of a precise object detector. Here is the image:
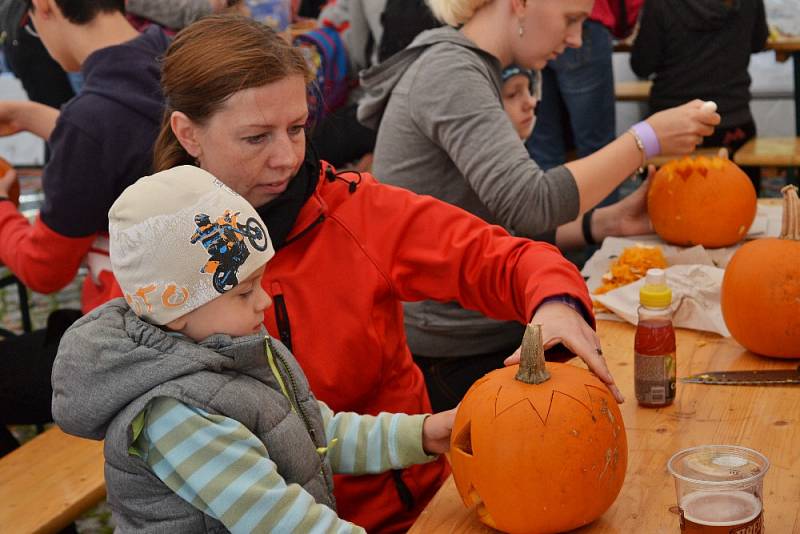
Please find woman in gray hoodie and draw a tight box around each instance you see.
[360,0,722,410]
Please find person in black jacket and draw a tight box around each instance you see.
[631,0,768,191]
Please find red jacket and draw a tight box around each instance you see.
[261,162,594,532]
[0,207,120,313]
[591,0,643,38]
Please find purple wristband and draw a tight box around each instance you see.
[630,121,661,159]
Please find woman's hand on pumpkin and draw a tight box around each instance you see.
[646,99,720,155]
[422,407,458,455]
[504,302,625,404]
[592,169,654,239]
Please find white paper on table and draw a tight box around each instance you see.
[746,204,782,239]
[582,203,781,333]
[593,264,731,337]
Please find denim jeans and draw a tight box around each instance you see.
[526,19,618,206]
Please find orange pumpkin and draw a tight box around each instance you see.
[0,158,18,207]
[647,156,756,248]
[450,325,627,534]
[721,185,800,358]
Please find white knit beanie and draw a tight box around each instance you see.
[108,165,275,325]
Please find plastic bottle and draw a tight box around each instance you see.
[634,268,676,407]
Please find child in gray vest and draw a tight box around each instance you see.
[52,166,455,533]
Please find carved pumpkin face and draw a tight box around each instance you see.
[647,156,756,248]
[450,361,627,534]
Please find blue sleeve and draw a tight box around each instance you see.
[132,397,365,533]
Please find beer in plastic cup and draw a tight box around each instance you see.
[667,445,768,533]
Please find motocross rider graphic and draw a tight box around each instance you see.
[190,210,269,293]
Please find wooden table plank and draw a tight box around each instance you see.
[614,80,651,102]
[410,320,800,533]
[0,427,105,534]
[733,137,800,167]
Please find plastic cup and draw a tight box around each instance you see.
[667,445,768,533]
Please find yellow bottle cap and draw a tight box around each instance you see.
[640,268,672,308]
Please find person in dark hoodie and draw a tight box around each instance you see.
[360,0,721,411]
[0,0,169,457]
[631,0,768,191]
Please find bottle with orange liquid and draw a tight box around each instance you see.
[634,268,676,407]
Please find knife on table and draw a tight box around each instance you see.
[682,366,800,385]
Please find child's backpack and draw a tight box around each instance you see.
[294,26,349,120]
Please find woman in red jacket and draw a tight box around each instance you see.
[153,15,620,533]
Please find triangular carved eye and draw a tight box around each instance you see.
[453,421,473,456]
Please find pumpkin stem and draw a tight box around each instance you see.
[780,185,799,241]
[717,147,729,160]
[515,323,550,385]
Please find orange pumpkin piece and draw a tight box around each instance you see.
[647,155,756,248]
[721,185,800,358]
[450,324,627,534]
[0,157,18,207]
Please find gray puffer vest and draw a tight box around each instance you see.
[52,299,335,533]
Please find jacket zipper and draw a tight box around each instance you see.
[272,284,292,352]
[265,338,315,442]
[266,338,338,488]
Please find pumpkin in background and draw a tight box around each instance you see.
[647,155,756,248]
[0,158,19,207]
[450,324,627,534]
[721,185,800,358]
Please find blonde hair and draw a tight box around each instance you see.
[426,0,494,27]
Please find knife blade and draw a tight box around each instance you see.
[682,365,800,385]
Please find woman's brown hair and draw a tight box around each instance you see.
[154,15,312,172]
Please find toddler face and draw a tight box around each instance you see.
[167,265,270,341]
[502,73,539,141]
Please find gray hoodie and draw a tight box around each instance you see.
[359,26,580,357]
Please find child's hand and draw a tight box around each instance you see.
[421,407,457,455]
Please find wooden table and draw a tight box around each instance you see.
[410,320,800,533]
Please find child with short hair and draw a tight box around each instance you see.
[52,165,454,533]
[500,65,541,142]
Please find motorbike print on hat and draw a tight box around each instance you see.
[190,209,269,293]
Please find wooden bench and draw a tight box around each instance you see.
[0,427,105,534]
[614,80,652,102]
[733,137,800,167]
[733,137,800,187]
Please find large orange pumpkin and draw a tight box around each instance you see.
[647,155,756,247]
[0,158,18,207]
[450,325,627,534]
[721,185,800,358]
